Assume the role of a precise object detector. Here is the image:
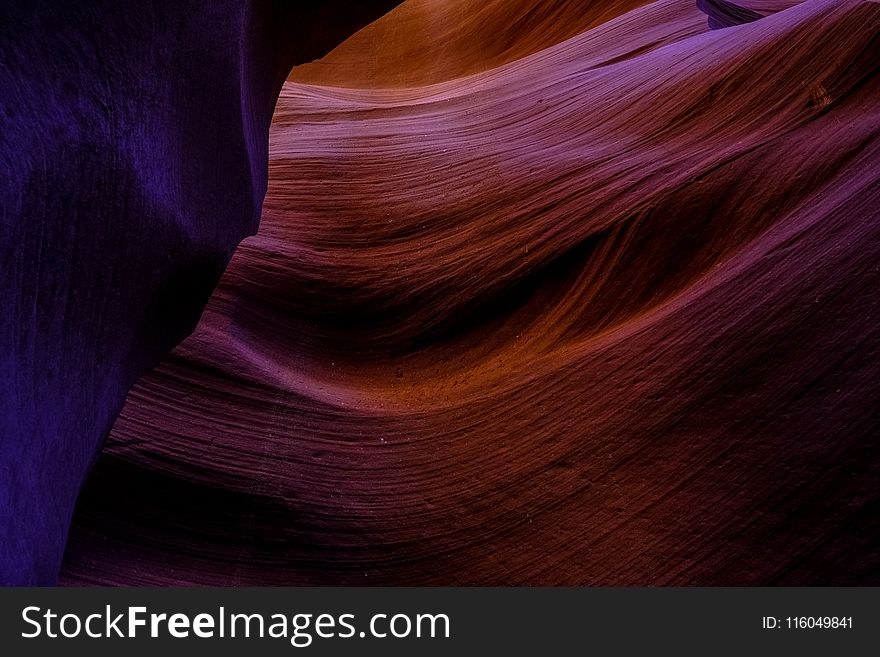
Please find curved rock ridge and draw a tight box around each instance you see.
[0,0,403,585]
[290,0,653,88]
[59,0,880,585]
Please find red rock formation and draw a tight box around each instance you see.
[290,0,652,87]
[62,0,880,585]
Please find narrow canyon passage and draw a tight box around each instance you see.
[59,0,880,585]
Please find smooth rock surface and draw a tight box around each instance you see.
[60,0,880,585]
